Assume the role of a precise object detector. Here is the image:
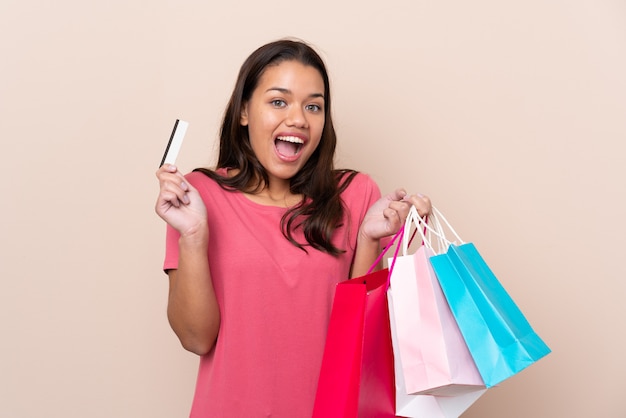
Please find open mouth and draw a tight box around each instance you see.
[275,135,304,157]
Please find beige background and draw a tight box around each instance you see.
[1,0,625,416]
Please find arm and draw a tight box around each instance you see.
[167,228,220,356]
[350,190,431,278]
[156,165,220,355]
[350,234,381,278]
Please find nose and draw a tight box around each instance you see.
[286,105,308,128]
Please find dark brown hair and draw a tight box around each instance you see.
[195,39,357,255]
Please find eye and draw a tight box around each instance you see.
[271,99,287,108]
[305,103,323,112]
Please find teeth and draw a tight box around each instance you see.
[276,136,304,144]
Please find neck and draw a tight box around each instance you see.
[252,179,302,207]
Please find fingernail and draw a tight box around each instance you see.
[183,194,190,204]
[181,181,189,191]
[417,193,424,197]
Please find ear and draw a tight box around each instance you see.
[240,102,249,126]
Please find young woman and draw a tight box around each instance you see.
[155,39,431,417]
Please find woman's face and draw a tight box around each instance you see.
[240,60,325,187]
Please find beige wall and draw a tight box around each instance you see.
[1,0,624,416]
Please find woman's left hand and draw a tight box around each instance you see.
[359,189,432,242]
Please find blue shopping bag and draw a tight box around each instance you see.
[424,208,551,388]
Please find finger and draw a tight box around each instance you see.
[155,163,179,177]
[157,166,191,194]
[163,163,179,173]
[169,176,190,193]
[157,190,182,210]
[382,207,403,234]
[159,176,191,206]
[164,186,189,206]
[386,188,408,202]
[157,168,185,184]
[406,194,432,217]
[389,200,412,222]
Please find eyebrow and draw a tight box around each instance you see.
[265,87,325,99]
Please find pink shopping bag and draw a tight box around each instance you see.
[389,291,486,418]
[388,206,485,397]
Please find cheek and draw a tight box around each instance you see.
[248,112,273,139]
[309,136,323,154]
[313,117,325,138]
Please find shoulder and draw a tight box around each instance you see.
[340,171,380,194]
[185,170,210,184]
[350,172,378,189]
[339,171,381,206]
[183,169,236,206]
[185,168,228,188]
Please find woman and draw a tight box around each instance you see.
[155,39,431,417]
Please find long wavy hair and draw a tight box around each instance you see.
[195,39,358,255]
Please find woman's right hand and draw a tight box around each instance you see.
[155,164,207,236]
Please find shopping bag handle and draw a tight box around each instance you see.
[363,205,461,284]
[401,205,431,256]
[432,206,465,244]
[411,205,465,254]
[366,227,404,289]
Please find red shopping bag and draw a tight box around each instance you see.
[312,268,395,417]
[313,234,401,418]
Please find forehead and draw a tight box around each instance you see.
[256,60,325,94]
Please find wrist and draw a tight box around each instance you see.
[351,230,382,278]
[357,229,380,251]
[179,221,209,250]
